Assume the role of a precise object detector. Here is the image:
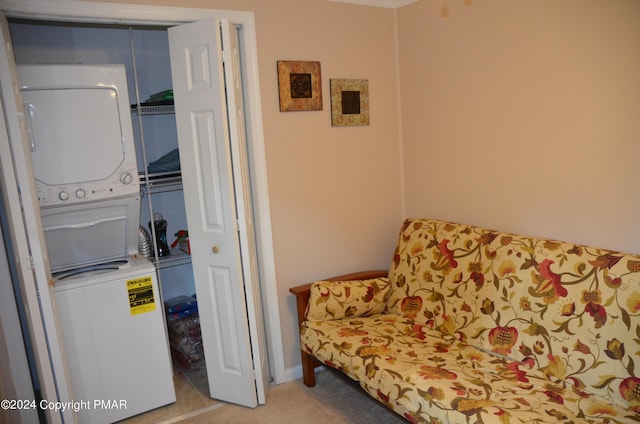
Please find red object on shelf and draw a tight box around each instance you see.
[171,230,190,254]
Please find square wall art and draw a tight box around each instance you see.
[330,79,369,127]
[277,60,323,112]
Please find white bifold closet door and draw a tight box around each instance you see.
[169,17,268,408]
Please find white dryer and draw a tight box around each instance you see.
[18,64,141,272]
[18,64,139,207]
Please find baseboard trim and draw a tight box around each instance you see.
[283,365,302,383]
[280,364,327,383]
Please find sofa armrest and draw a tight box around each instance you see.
[289,270,389,329]
[289,270,388,387]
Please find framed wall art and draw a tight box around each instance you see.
[330,79,369,127]
[277,60,322,112]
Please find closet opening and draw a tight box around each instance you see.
[8,17,247,421]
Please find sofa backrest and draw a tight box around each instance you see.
[386,218,640,410]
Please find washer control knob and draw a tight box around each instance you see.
[75,188,86,199]
[58,191,69,201]
[120,172,133,185]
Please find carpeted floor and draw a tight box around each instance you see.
[180,369,407,423]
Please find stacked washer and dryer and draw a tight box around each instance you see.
[19,64,175,423]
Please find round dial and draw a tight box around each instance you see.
[58,191,70,201]
[120,172,133,185]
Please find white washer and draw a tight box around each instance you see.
[54,257,175,423]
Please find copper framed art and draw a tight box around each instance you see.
[277,60,323,112]
[330,79,369,127]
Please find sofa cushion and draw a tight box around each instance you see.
[306,278,390,321]
[360,368,636,424]
[301,313,448,385]
[386,218,640,411]
[301,311,634,423]
[385,219,504,345]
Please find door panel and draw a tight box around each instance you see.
[169,18,260,408]
[220,19,269,404]
[0,13,69,424]
[192,110,226,227]
[210,266,244,374]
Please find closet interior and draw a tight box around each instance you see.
[9,18,213,420]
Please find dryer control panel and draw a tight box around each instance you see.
[35,164,140,207]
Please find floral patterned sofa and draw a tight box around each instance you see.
[290,218,640,423]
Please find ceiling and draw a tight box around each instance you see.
[325,0,419,9]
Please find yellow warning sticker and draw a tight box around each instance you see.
[127,276,156,315]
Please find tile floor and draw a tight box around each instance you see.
[119,366,224,423]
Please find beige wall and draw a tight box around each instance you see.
[92,0,404,373]
[246,0,403,372]
[397,0,640,254]
[84,0,640,376]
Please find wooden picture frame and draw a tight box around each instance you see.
[330,79,369,127]
[277,60,323,112]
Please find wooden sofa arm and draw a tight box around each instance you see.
[289,269,388,387]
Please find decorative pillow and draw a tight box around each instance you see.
[306,278,391,321]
